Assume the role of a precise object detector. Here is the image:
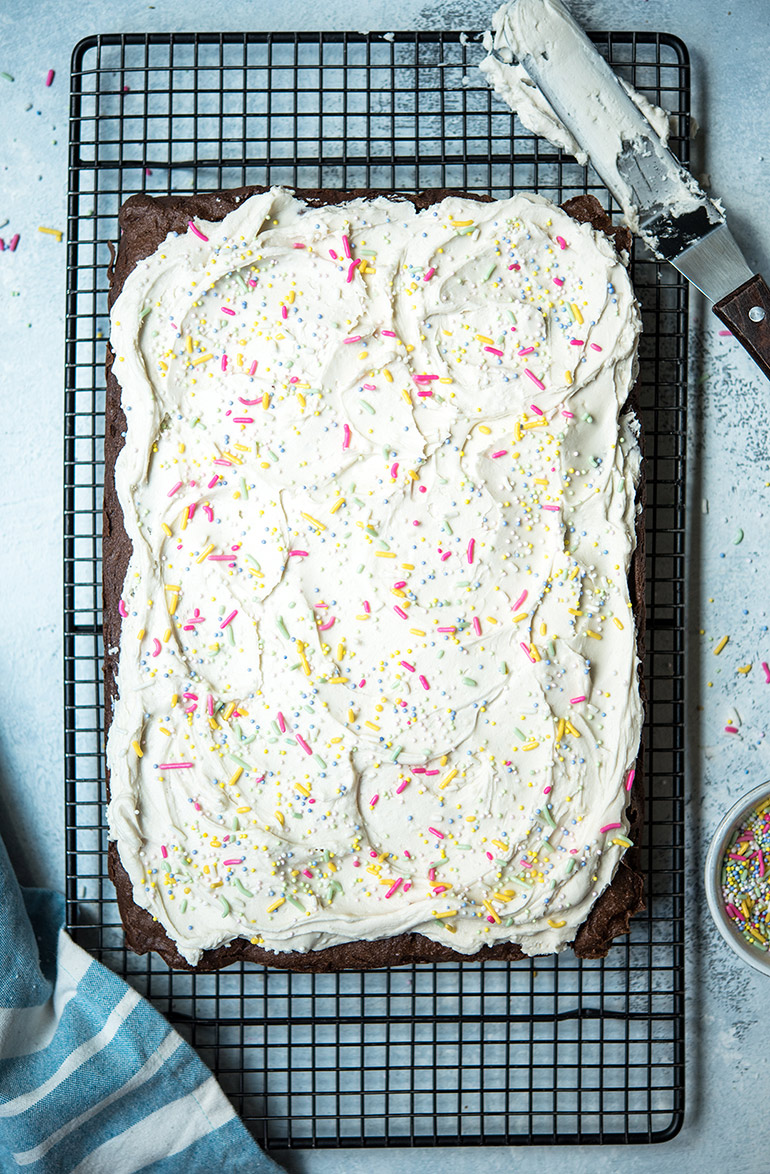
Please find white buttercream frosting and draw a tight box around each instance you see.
[108,186,643,966]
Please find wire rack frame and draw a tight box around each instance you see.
[65,29,686,1149]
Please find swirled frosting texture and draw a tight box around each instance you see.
[108,187,642,966]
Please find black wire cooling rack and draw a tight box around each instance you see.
[65,29,687,1149]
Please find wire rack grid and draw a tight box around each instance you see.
[65,29,686,1149]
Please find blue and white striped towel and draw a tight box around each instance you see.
[0,833,284,1173]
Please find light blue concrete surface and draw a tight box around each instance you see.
[1,0,769,1169]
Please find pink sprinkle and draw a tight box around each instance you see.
[762,662,770,683]
[520,642,535,663]
[8,234,19,252]
[221,306,235,316]
[296,734,313,755]
[725,725,739,734]
[202,506,213,522]
[400,661,415,672]
[233,417,254,424]
[288,549,308,557]
[424,770,439,777]
[247,279,257,287]
[381,330,397,338]
[570,339,584,346]
[419,675,430,690]
[363,601,371,613]
[182,693,198,701]
[570,696,586,704]
[390,462,399,478]
[346,259,361,283]
[208,475,219,488]
[413,767,426,774]
[206,694,214,717]
[363,383,376,391]
[277,711,287,732]
[152,638,161,658]
[119,600,128,617]
[428,868,436,882]
[221,354,228,372]
[167,480,183,497]
[369,794,379,807]
[424,267,436,281]
[719,330,733,336]
[486,851,494,861]
[509,262,521,271]
[553,277,564,286]
[437,626,456,633]
[329,248,338,260]
[544,785,552,794]
[214,458,232,467]
[520,859,533,868]
[563,409,575,418]
[556,236,567,249]
[473,617,482,636]
[759,851,766,878]
[159,762,194,770]
[319,616,336,631]
[220,610,237,629]
[394,606,408,619]
[725,903,742,919]
[517,347,535,356]
[343,335,362,344]
[193,802,202,811]
[484,346,504,357]
[441,551,452,561]
[397,779,410,794]
[417,390,433,397]
[428,828,444,839]
[46,69,55,87]
[512,590,528,611]
[542,504,560,512]
[524,369,545,390]
[343,423,351,450]
[600,822,622,834]
[342,234,351,259]
[385,878,403,898]
[281,304,288,320]
[188,220,208,241]
[433,884,449,895]
[161,845,168,858]
[240,396,260,406]
[248,360,258,376]
[529,406,543,419]
[728,853,747,862]
[403,881,412,892]
[590,343,603,352]
[467,538,475,565]
[224,858,245,867]
[625,768,635,792]
[491,449,508,459]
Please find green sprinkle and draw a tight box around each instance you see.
[482,263,496,282]
[315,755,327,769]
[268,449,279,461]
[276,617,290,639]
[329,879,343,893]
[515,877,534,890]
[515,727,527,740]
[455,844,472,850]
[163,861,172,874]
[436,649,444,659]
[271,721,281,736]
[359,248,377,257]
[391,745,403,762]
[227,753,250,770]
[227,624,235,645]
[542,807,556,828]
[232,817,240,831]
[504,916,515,927]
[180,899,187,914]
[240,477,248,500]
[233,878,252,897]
[288,895,305,912]
[353,498,366,508]
[139,305,152,320]
[462,677,477,687]
[233,272,248,289]
[1,73,14,83]
[219,895,231,917]
[549,642,556,658]
[443,520,453,535]
[734,529,744,545]
[360,400,375,414]
[500,661,508,674]
[456,580,470,588]
[378,540,391,552]
[581,413,593,423]
[245,553,261,569]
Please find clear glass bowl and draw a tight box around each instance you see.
[704,782,770,977]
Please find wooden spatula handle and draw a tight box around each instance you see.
[713,274,770,381]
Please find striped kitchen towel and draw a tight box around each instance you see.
[0,833,284,1173]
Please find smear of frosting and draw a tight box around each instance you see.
[108,187,642,965]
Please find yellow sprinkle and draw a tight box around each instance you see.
[275,811,285,827]
[491,840,507,851]
[267,898,285,913]
[38,226,63,241]
[486,617,498,624]
[375,551,396,558]
[297,392,306,409]
[492,891,513,902]
[749,926,767,944]
[165,584,180,592]
[191,352,213,366]
[161,523,172,537]
[439,768,458,790]
[409,628,425,637]
[565,720,580,738]
[475,334,494,345]
[585,630,602,640]
[171,694,178,708]
[383,368,393,382]
[556,718,566,742]
[402,563,415,570]
[402,389,411,405]
[185,335,193,353]
[222,451,243,465]
[159,727,171,736]
[512,612,528,623]
[713,635,729,655]
[570,303,584,325]
[432,909,458,918]
[236,806,252,813]
[163,629,171,642]
[328,675,347,684]
[529,643,540,662]
[612,836,633,847]
[547,918,567,928]
[287,290,295,304]
[365,721,381,731]
[523,418,548,430]
[514,421,523,442]
[451,218,474,226]
[223,702,236,720]
[539,622,547,636]
[565,370,573,385]
[229,767,243,786]
[407,470,419,481]
[181,506,189,531]
[521,740,538,751]
[330,497,345,514]
[483,899,501,923]
[738,663,753,674]
[613,616,624,629]
[337,641,345,660]
[478,425,492,434]
[262,392,271,409]
[137,628,145,641]
[296,641,311,676]
[295,781,310,797]
[158,360,168,373]
[132,740,143,757]
[348,709,356,723]
[196,543,215,564]
[301,511,326,531]
[355,615,369,621]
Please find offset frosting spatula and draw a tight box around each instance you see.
[497,0,770,379]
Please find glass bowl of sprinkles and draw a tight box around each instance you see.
[705,783,770,976]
